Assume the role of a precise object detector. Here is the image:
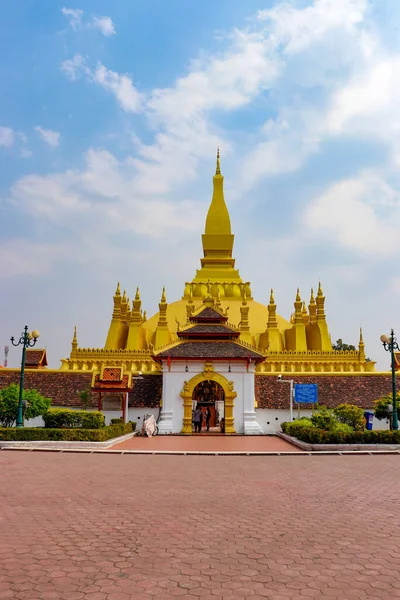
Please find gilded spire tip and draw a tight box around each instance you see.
[269,288,275,304]
[318,281,323,296]
[296,287,301,302]
[161,286,166,302]
[135,286,140,300]
[215,146,221,175]
[115,282,121,295]
[310,287,315,302]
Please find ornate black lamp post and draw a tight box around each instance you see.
[10,326,40,428]
[380,329,399,431]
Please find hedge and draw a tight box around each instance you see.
[0,422,136,442]
[281,422,400,444]
[43,409,105,429]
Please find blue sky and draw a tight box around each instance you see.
[1,0,399,370]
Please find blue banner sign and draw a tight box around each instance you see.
[294,383,318,404]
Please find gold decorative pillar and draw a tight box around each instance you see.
[180,381,193,434]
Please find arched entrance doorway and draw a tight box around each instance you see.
[192,380,225,432]
[180,367,236,435]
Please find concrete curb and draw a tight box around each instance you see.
[2,447,400,456]
[0,431,136,450]
[277,431,400,452]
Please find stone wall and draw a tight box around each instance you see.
[255,374,392,409]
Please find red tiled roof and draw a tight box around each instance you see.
[178,324,240,338]
[92,373,131,391]
[190,307,228,322]
[155,341,264,360]
[100,367,123,382]
[25,349,48,368]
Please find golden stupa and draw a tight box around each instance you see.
[61,150,373,375]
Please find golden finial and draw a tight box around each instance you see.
[302,301,308,315]
[135,287,140,300]
[216,147,221,175]
[317,281,323,297]
[115,282,121,296]
[122,289,127,302]
[359,327,364,344]
[72,325,78,350]
[161,286,166,303]
[310,288,315,303]
[269,288,275,304]
[143,310,147,322]
[296,288,301,302]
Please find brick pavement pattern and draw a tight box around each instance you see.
[109,435,302,452]
[1,453,400,600]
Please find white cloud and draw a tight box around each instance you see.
[93,64,142,112]
[257,0,367,54]
[0,126,15,147]
[304,174,400,257]
[9,148,203,238]
[91,16,116,36]
[35,126,61,148]
[0,240,64,279]
[60,53,86,81]
[61,7,83,31]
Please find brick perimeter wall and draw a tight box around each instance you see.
[0,370,392,410]
[255,374,392,409]
[0,371,163,408]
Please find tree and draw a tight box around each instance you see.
[78,389,92,411]
[0,384,51,427]
[333,404,365,430]
[332,339,356,352]
[374,393,400,428]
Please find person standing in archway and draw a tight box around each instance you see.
[193,405,203,433]
[206,406,211,432]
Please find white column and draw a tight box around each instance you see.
[157,365,174,434]
[243,364,264,434]
[125,392,129,423]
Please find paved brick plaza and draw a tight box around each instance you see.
[109,435,302,453]
[1,452,400,600]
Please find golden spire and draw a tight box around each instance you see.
[161,286,166,303]
[216,146,221,175]
[293,288,303,324]
[316,281,326,322]
[267,288,278,329]
[309,288,317,325]
[142,310,147,322]
[122,289,127,303]
[302,301,309,324]
[204,148,231,235]
[359,327,366,361]
[135,287,140,300]
[115,282,121,296]
[71,325,78,351]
